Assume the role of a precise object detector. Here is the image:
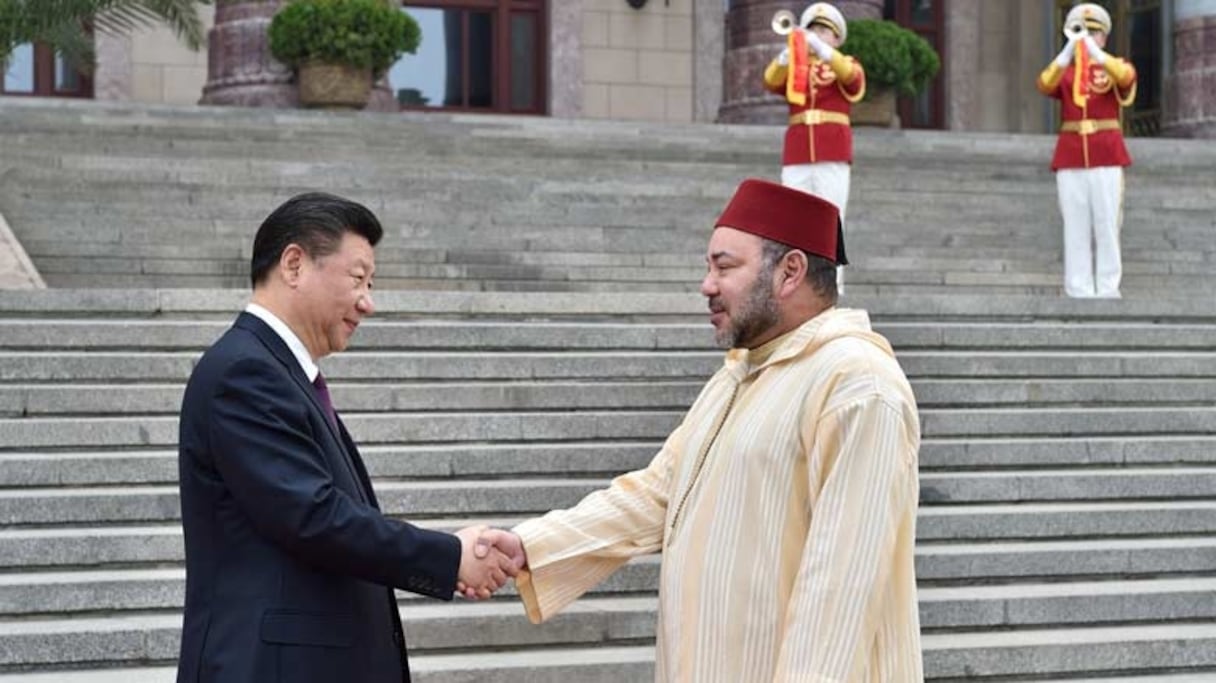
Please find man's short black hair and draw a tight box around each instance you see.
[250,192,384,288]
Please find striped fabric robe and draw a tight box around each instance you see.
[513,307,923,682]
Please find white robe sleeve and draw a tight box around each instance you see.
[512,422,685,623]
[774,395,921,682]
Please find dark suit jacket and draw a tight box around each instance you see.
[176,313,460,683]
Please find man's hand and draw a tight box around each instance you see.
[476,528,527,570]
[776,47,790,66]
[455,527,528,599]
[454,525,519,600]
[806,31,834,62]
[1083,35,1107,65]
[1055,36,1079,68]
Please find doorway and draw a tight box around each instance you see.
[390,0,547,114]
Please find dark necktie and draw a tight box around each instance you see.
[312,372,339,429]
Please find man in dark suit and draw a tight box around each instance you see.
[176,192,517,683]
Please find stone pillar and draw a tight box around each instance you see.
[1163,0,1216,137]
[549,0,583,118]
[719,0,881,123]
[693,0,725,122]
[199,0,297,107]
[944,0,979,130]
[92,32,133,101]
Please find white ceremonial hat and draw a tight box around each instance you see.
[800,3,847,43]
[1065,3,1113,34]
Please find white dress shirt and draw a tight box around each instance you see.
[245,303,319,382]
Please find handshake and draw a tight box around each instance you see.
[453,526,528,599]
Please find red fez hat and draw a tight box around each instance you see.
[714,178,848,265]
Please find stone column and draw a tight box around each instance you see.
[944,0,979,131]
[693,0,725,122]
[92,32,133,101]
[1163,0,1216,137]
[549,0,583,118]
[719,0,881,124]
[199,0,297,107]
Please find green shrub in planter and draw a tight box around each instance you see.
[840,19,940,99]
[269,0,421,75]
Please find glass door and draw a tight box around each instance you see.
[390,0,546,114]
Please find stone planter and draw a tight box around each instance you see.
[298,62,373,110]
[852,87,899,128]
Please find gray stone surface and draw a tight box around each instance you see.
[0,211,43,290]
[918,501,1216,541]
[4,98,1216,679]
[922,623,1216,679]
[0,669,176,683]
[2,99,1215,295]
[916,537,1216,581]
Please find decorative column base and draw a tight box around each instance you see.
[1162,14,1216,138]
[200,0,297,108]
[366,76,398,112]
[719,0,881,124]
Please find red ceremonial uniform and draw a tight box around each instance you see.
[764,56,865,166]
[1038,60,1136,171]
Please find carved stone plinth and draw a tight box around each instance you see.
[366,75,398,112]
[200,0,297,108]
[719,0,881,124]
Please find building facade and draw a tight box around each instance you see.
[2,0,1213,136]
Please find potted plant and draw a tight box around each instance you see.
[268,0,420,110]
[840,19,940,128]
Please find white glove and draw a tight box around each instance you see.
[1083,35,1107,65]
[777,47,790,66]
[806,31,834,61]
[1054,36,1078,68]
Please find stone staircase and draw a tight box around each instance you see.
[2,98,1216,681]
[3,290,1216,680]
[2,97,1216,295]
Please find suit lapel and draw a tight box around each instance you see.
[235,313,374,505]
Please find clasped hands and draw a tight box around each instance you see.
[1055,33,1108,68]
[453,526,528,600]
[777,31,834,66]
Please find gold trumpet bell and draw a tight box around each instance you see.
[772,9,798,36]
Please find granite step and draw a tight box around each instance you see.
[3,522,1215,580]
[6,319,1216,352]
[5,436,1216,488]
[1,615,1215,680]
[2,482,1215,532]
[5,406,1216,451]
[4,349,1216,384]
[4,376,1214,419]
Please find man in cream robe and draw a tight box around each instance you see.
[478,179,923,682]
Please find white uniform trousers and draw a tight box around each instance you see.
[781,162,851,294]
[1056,166,1124,298]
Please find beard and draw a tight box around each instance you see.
[712,273,780,349]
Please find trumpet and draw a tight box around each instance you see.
[772,9,798,36]
[1063,19,1088,40]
